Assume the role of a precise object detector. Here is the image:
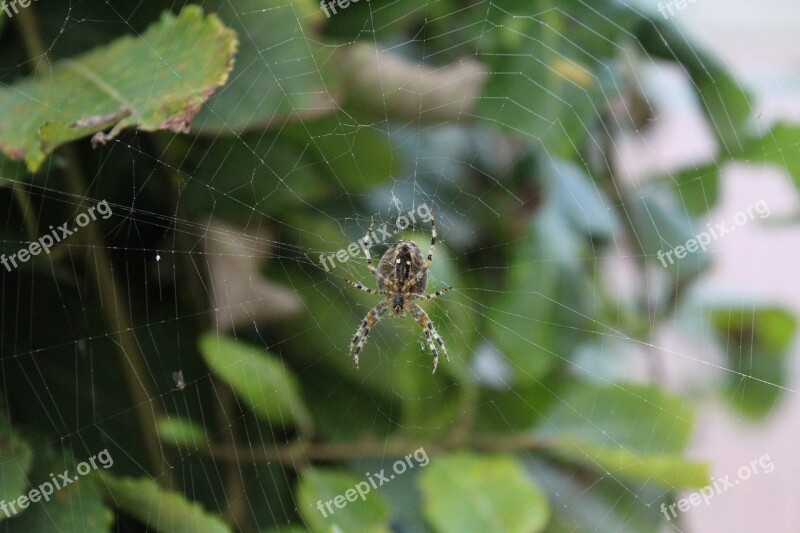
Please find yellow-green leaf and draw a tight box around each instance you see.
[418,453,550,533]
[157,417,210,448]
[295,468,391,533]
[199,334,313,435]
[0,5,238,171]
[539,382,709,489]
[101,475,230,533]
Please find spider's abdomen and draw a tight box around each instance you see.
[376,240,427,294]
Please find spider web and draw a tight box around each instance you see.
[1,0,800,531]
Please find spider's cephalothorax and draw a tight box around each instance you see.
[345,214,453,373]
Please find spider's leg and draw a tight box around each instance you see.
[414,286,453,301]
[345,279,381,295]
[411,303,449,374]
[350,301,388,369]
[362,215,391,286]
[404,212,437,291]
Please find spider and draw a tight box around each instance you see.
[345,214,453,373]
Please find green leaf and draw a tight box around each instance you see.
[199,334,314,435]
[193,0,335,134]
[0,410,33,520]
[0,152,26,187]
[283,113,399,193]
[4,446,113,532]
[299,362,398,441]
[543,157,620,240]
[321,0,433,40]
[532,459,670,533]
[101,475,230,533]
[262,527,307,533]
[474,5,620,157]
[708,305,797,419]
[157,417,210,448]
[671,163,721,216]
[538,382,708,489]
[179,133,329,223]
[636,19,753,154]
[487,208,593,382]
[0,5,238,171]
[473,382,562,434]
[737,123,800,187]
[625,189,711,281]
[418,452,550,533]
[295,468,391,533]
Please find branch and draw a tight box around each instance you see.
[197,433,553,466]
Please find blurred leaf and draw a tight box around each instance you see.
[487,207,592,383]
[671,163,721,216]
[418,452,550,533]
[531,459,669,533]
[554,441,708,488]
[625,189,711,281]
[0,152,25,187]
[708,305,797,419]
[357,456,429,532]
[473,382,561,433]
[538,382,708,489]
[0,6,238,171]
[295,468,391,533]
[329,43,487,124]
[101,474,229,532]
[194,0,337,134]
[5,446,113,532]
[543,157,620,240]
[199,334,314,435]
[157,417,210,448]
[202,220,303,329]
[180,134,328,222]
[300,364,398,441]
[321,0,435,40]
[737,123,800,186]
[262,527,307,533]
[636,19,753,154]
[475,5,620,157]
[0,410,33,519]
[283,113,400,193]
[390,357,463,438]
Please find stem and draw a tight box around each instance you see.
[11,8,43,243]
[444,381,480,446]
[12,186,39,242]
[59,151,175,488]
[200,433,552,465]
[216,384,249,529]
[14,4,48,66]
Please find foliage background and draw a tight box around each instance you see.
[0,0,798,531]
